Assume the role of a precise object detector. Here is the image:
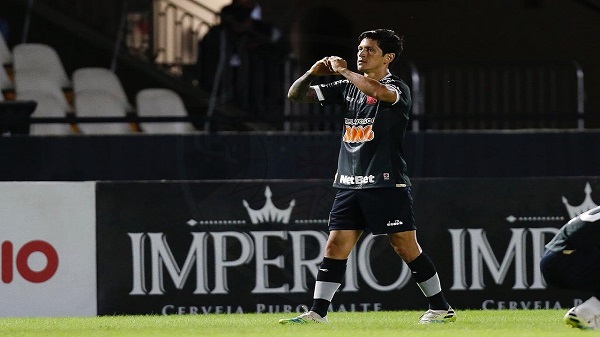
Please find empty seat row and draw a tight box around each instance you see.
[72,68,194,134]
[1,35,196,135]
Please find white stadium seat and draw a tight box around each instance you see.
[74,90,132,134]
[0,33,11,65]
[136,88,195,134]
[12,43,71,88]
[73,67,133,112]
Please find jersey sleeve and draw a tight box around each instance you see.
[311,80,348,105]
[382,77,411,107]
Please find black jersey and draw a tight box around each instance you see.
[545,206,600,252]
[313,73,412,189]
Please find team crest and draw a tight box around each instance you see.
[366,96,377,105]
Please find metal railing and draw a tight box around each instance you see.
[152,0,218,75]
[412,60,585,130]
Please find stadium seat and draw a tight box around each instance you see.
[74,90,132,134]
[72,67,135,134]
[72,67,133,112]
[0,33,11,65]
[1,34,14,101]
[14,69,73,135]
[135,88,195,134]
[12,43,71,89]
[14,69,70,110]
[17,90,72,135]
[0,66,13,92]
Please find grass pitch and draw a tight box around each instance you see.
[0,310,595,337]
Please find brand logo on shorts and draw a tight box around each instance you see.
[387,220,403,227]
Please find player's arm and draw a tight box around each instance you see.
[288,57,336,103]
[328,56,398,103]
[338,69,397,103]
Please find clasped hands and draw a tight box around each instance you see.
[311,56,347,76]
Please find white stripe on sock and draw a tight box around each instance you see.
[314,281,341,301]
[417,273,442,297]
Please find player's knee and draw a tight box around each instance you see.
[390,242,420,262]
[324,241,352,259]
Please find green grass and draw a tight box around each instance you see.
[0,310,596,337]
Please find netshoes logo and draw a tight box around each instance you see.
[343,125,374,143]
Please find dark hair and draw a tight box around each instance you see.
[358,29,404,58]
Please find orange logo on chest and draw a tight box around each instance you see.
[343,125,374,143]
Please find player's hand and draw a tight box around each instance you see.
[309,57,338,76]
[327,56,348,73]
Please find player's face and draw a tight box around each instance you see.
[356,38,386,72]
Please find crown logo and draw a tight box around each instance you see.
[562,182,598,218]
[242,186,296,224]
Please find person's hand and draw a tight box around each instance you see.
[309,57,338,76]
[327,56,347,73]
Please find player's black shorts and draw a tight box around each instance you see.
[328,187,417,235]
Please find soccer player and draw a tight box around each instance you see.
[541,205,600,330]
[278,29,455,324]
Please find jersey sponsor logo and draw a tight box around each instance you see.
[344,118,375,125]
[343,125,374,143]
[366,96,377,105]
[338,174,376,185]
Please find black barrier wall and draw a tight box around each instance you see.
[95,178,598,315]
[2,131,600,181]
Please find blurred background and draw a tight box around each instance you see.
[1,0,600,182]
[1,0,598,133]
